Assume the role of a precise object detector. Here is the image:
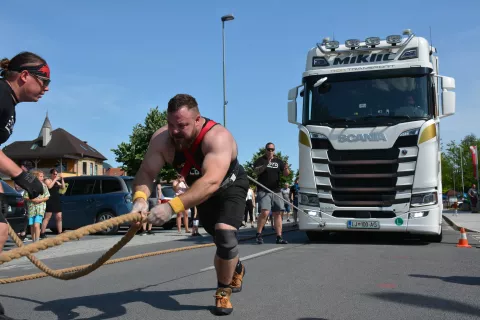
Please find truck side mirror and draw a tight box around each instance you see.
[288,100,297,124]
[442,76,455,90]
[440,76,455,118]
[441,91,455,117]
[288,85,303,125]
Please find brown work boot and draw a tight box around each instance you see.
[214,287,233,315]
[229,264,246,293]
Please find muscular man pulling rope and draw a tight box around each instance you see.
[132,94,248,316]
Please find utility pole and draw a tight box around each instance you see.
[459,146,464,194]
[221,14,234,128]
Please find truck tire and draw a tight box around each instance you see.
[423,229,443,243]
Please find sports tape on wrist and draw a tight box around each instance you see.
[133,191,147,202]
[169,197,185,213]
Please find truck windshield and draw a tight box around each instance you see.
[303,70,433,126]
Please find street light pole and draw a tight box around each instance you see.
[459,146,464,195]
[221,14,234,128]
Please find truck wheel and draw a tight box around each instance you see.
[96,211,119,235]
[423,229,443,243]
[306,231,329,242]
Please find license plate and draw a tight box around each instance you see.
[347,220,380,229]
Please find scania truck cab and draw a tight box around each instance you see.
[287,29,455,242]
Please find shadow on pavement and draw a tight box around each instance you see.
[409,274,480,286]
[366,292,480,317]
[290,231,432,246]
[0,286,214,320]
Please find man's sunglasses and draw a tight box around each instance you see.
[266,148,275,152]
[29,72,51,87]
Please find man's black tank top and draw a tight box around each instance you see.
[171,117,241,187]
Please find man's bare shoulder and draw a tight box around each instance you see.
[149,125,172,151]
[202,124,234,151]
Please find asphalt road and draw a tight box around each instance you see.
[1,222,480,320]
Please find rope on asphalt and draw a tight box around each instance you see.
[0,174,302,285]
[0,226,297,285]
[0,212,147,282]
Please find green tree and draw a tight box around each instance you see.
[243,147,294,190]
[441,133,480,194]
[111,107,178,183]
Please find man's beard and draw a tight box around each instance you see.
[171,128,199,150]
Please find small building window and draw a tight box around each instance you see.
[83,162,87,175]
[94,165,98,175]
[90,163,93,176]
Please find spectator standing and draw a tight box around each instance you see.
[253,142,290,244]
[23,170,49,242]
[41,168,65,238]
[468,184,477,212]
[244,186,255,228]
[290,177,299,226]
[281,183,291,222]
[172,175,191,233]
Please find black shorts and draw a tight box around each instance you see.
[197,171,249,237]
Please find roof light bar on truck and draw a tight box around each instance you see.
[316,32,415,53]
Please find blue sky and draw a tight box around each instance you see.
[2,0,479,173]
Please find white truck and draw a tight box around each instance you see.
[287,29,455,242]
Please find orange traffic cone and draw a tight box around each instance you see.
[456,228,472,248]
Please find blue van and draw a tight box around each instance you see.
[46,175,134,235]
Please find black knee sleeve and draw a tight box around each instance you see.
[214,229,239,260]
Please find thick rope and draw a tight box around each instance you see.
[0,227,297,285]
[0,174,302,284]
[0,211,146,279]
[247,176,321,223]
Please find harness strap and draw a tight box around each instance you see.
[180,119,217,177]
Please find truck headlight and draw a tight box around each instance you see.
[300,193,319,207]
[400,128,420,136]
[310,133,328,139]
[308,210,322,217]
[411,192,437,207]
[409,211,429,218]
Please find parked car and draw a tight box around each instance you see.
[46,175,134,235]
[147,182,191,230]
[1,180,27,234]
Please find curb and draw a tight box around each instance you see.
[442,215,480,234]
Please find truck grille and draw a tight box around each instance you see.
[312,135,417,207]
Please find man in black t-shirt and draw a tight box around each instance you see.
[253,142,290,244]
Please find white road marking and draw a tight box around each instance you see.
[199,247,285,272]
